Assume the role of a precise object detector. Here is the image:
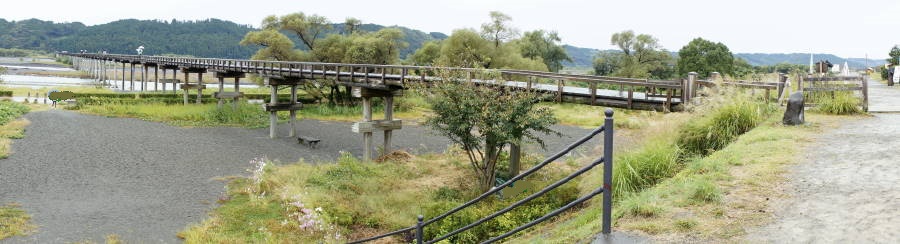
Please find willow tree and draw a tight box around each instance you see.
[518,30,571,72]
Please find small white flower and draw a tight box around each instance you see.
[315,207,323,212]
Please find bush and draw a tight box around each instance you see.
[815,92,862,115]
[422,181,580,243]
[678,99,768,157]
[0,102,30,125]
[0,91,12,97]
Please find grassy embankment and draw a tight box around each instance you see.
[512,88,863,242]
[0,101,35,240]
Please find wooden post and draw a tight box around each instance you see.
[557,79,564,102]
[183,71,189,105]
[162,69,167,92]
[173,69,178,94]
[130,63,135,91]
[121,62,126,89]
[383,96,393,156]
[589,82,597,106]
[862,76,869,112]
[197,73,203,104]
[687,72,698,102]
[217,77,225,109]
[362,97,373,161]
[509,138,521,177]
[154,66,159,91]
[289,85,297,137]
[527,76,533,91]
[269,82,278,139]
[142,65,148,91]
[233,77,240,110]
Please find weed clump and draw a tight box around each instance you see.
[815,92,862,115]
[678,98,769,157]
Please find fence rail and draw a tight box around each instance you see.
[799,75,868,111]
[350,109,615,243]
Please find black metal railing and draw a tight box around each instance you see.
[350,109,615,243]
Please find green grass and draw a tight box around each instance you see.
[515,112,848,242]
[181,150,579,243]
[0,203,36,240]
[0,101,31,158]
[75,102,270,128]
[543,103,653,129]
[814,91,862,115]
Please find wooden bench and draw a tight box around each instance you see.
[298,136,321,148]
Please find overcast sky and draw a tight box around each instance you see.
[2,0,898,59]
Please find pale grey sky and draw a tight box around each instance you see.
[2,0,898,59]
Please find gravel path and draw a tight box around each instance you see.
[0,110,594,243]
[747,78,900,243]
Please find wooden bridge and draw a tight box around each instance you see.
[62,53,701,160]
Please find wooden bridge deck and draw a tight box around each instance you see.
[64,53,686,110]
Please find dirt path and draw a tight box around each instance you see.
[747,78,900,243]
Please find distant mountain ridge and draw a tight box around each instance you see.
[0,18,885,68]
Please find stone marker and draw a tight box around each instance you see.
[783,92,805,125]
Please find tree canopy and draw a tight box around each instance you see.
[594,30,674,79]
[676,37,735,78]
[517,30,571,72]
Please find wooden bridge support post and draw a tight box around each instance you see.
[172,69,178,94]
[217,77,225,109]
[154,66,159,91]
[710,72,720,83]
[142,65,148,91]
[589,82,597,106]
[233,77,240,110]
[183,72,189,105]
[383,96,393,156]
[362,97,373,161]
[196,73,204,104]
[269,83,278,139]
[289,85,298,137]
[113,61,118,88]
[121,62,126,89]
[162,69,167,92]
[129,63,135,91]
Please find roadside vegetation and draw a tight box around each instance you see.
[0,203,36,240]
[0,101,31,158]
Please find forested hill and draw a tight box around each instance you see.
[0,18,446,59]
[0,18,883,68]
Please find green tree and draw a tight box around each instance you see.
[676,38,734,78]
[607,30,674,79]
[592,52,622,76]
[423,72,558,192]
[239,29,304,61]
[343,17,362,35]
[480,11,518,48]
[517,30,571,72]
[408,40,441,66]
[888,45,900,65]
[266,12,333,50]
[732,57,754,79]
[437,29,493,68]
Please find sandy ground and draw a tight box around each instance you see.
[746,78,900,243]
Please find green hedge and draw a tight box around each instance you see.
[0,91,12,97]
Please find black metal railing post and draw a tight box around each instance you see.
[602,108,614,234]
[416,215,424,244]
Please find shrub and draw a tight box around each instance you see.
[612,139,682,196]
[815,92,862,115]
[677,99,768,157]
[0,102,30,126]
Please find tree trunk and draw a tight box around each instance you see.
[509,141,521,177]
